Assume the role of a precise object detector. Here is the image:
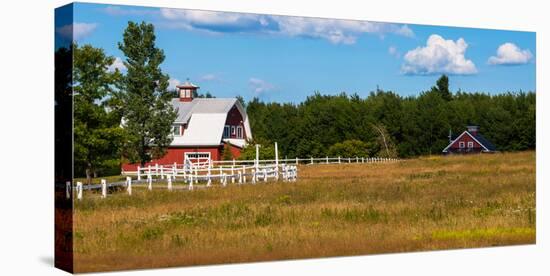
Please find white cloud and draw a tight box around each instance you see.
[159,9,275,34]
[56,22,98,41]
[168,78,181,91]
[159,8,414,44]
[249,78,275,96]
[388,46,400,58]
[269,16,413,44]
[200,73,219,81]
[161,9,256,25]
[401,34,477,75]
[107,57,126,72]
[103,6,156,16]
[488,42,533,65]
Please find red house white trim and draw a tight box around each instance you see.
[442,126,496,154]
[122,80,252,171]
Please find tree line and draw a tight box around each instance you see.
[242,75,535,159]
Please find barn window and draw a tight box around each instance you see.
[172,125,181,136]
[231,126,236,136]
[459,142,465,148]
[223,125,230,138]
[468,141,474,148]
[237,126,243,139]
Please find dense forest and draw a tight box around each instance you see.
[241,75,535,159]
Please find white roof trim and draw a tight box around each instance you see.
[442,131,490,152]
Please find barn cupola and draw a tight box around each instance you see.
[176,79,199,102]
[467,125,479,136]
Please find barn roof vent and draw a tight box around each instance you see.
[176,79,199,102]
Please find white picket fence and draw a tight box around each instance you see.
[68,142,399,200]
[67,162,298,200]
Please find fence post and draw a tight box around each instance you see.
[189,173,194,190]
[126,176,132,195]
[147,174,152,191]
[362,157,364,163]
[207,166,212,187]
[195,167,199,185]
[167,175,172,191]
[137,166,141,181]
[238,171,242,184]
[338,156,341,164]
[76,181,82,200]
[160,165,164,179]
[223,173,227,187]
[348,157,351,163]
[356,156,358,163]
[255,144,260,173]
[242,165,247,183]
[326,156,329,164]
[101,179,107,198]
[252,169,256,184]
[296,157,298,165]
[274,142,279,181]
[66,181,71,199]
[219,167,223,184]
[231,166,235,184]
[233,158,236,167]
[155,163,159,178]
[264,168,268,182]
[310,157,313,164]
[148,165,151,176]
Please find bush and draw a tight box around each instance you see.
[327,139,377,158]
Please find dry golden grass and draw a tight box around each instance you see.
[73,151,535,272]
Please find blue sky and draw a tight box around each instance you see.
[57,2,536,103]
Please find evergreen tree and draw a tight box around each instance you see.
[118,21,177,166]
[432,74,453,101]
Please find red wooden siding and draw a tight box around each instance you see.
[228,143,243,159]
[225,105,247,139]
[122,147,222,171]
[449,134,482,150]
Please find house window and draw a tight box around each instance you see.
[237,126,243,139]
[172,125,181,136]
[468,142,474,148]
[223,125,230,138]
[459,141,465,148]
[231,126,236,136]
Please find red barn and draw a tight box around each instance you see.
[122,80,252,171]
[442,126,497,154]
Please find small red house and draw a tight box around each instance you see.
[122,80,252,171]
[442,126,496,154]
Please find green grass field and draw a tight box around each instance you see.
[73,151,536,272]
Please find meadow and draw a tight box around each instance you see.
[73,151,535,272]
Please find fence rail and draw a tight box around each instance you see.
[122,156,398,170]
[69,141,399,200]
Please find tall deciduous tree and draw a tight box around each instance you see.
[118,21,177,166]
[73,43,124,183]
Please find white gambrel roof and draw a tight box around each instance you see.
[172,113,227,146]
[170,98,252,147]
